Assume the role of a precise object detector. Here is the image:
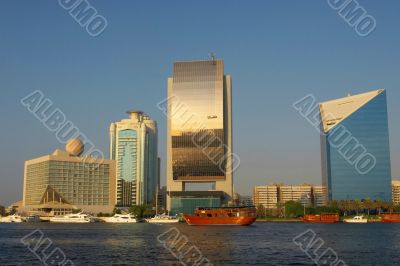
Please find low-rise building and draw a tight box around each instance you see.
[239,195,254,206]
[22,139,116,216]
[253,185,279,209]
[279,184,312,206]
[253,183,327,209]
[312,186,328,207]
[392,180,400,204]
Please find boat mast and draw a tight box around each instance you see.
[155,186,158,216]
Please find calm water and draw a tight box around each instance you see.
[1,222,400,265]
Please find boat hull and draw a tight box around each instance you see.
[302,220,338,223]
[145,219,179,224]
[303,214,340,223]
[381,214,400,223]
[183,215,256,226]
[50,219,91,223]
[102,218,137,223]
[343,219,368,223]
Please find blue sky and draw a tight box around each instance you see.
[0,0,399,205]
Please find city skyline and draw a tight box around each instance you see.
[1,1,400,206]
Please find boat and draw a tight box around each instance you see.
[102,213,137,223]
[303,213,340,223]
[145,187,180,224]
[381,213,400,223]
[182,207,257,226]
[25,214,42,223]
[343,215,368,223]
[145,214,180,224]
[50,212,93,223]
[0,214,23,223]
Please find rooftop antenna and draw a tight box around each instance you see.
[209,52,216,65]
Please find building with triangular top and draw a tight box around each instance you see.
[22,139,116,216]
[319,89,392,201]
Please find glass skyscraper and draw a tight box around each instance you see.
[320,89,392,201]
[166,58,233,214]
[110,111,158,206]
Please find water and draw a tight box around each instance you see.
[1,222,399,265]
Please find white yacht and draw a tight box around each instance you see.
[102,214,137,223]
[50,213,93,223]
[0,214,23,223]
[343,215,368,223]
[145,214,180,224]
[25,214,42,223]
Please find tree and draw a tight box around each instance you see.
[276,202,285,218]
[113,208,122,215]
[284,201,304,218]
[328,200,339,210]
[354,199,362,215]
[337,200,346,216]
[129,205,155,218]
[0,205,5,216]
[256,204,266,218]
[363,198,373,216]
[383,201,394,213]
[375,199,384,215]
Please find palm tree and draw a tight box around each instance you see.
[256,204,266,218]
[383,201,394,213]
[337,200,346,216]
[354,199,362,215]
[363,198,373,216]
[328,200,339,209]
[346,200,356,216]
[375,199,384,215]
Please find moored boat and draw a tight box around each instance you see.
[50,212,93,223]
[102,214,137,223]
[145,214,179,224]
[381,213,400,223]
[0,214,23,223]
[343,215,368,223]
[25,214,42,223]
[183,207,257,226]
[303,213,339,223]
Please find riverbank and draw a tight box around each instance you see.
[256,218,302,222]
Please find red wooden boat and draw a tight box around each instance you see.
[381,213,400,223]
[303,213,340,223]
[183,207,257,226]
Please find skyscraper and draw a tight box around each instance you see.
[166,58,233,214]
[320,89,392,201]
[110,111,158,206]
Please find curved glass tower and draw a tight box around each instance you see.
[320,89,392,201]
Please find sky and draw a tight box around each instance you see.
[0,0,399,205]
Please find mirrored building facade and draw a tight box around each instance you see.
[320,89,392,201]
[166,58,233,214]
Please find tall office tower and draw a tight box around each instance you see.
[110,110,158,206]
[320,89,392,201]
[166,58,233,214]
